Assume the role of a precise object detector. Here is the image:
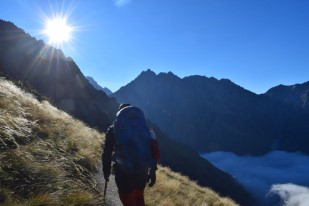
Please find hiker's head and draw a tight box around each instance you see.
[119,103,131,111]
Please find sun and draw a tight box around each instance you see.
[44,16,73,46]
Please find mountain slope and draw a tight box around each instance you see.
[113,69,309,155]
[86,76,113,95]
[0,20,253,205]
[0,78,238,206]
[265,81,309,110]
[152,123,253,205]
[0,20,118,131]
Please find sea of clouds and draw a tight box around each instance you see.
[201,151,309,206]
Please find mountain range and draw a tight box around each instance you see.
[113,69,309,155]
[0,19,252,205]
[266,81,309,110]
[86,76,113,95]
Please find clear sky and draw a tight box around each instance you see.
[1,0,309,93]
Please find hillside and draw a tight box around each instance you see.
[113,69,309,155]
[265,81,309,110]
[0,78,105,205]
[0,19,118,131]
[0,20,252,205]
[0,78,238,206]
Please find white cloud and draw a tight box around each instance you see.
[201,151,309,206]
[270,184,309,206]
[114,0,131,7]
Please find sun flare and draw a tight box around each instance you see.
[44,16,72,46]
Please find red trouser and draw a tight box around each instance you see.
[119,190,145,206]
[114,164,148,206]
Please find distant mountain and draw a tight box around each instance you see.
[113,69,309,155]
[0,19,252,205]
[265,81,309,110]
[86,76,113,95]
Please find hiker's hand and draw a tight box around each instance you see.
[104,170,110,182]
[147,169,156,187]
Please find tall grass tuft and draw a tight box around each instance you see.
[0,78,104,205]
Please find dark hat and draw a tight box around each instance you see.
[118,103,131,110]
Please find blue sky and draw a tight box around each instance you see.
[1,0,309,93]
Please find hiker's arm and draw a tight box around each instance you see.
[151,138,160,170]
[148,138,159,187]
[102,126,115,181]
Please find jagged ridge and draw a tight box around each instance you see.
[113,69,309,155]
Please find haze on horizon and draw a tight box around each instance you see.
[202,151,309,206]
[1,0,309,93]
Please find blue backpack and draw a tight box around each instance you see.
[113,106,152,174]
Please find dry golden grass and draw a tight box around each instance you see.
[145,167,238,206]
[0,77,237,206]
[0,78,104,205]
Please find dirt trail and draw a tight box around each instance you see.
[101,175,122,206]
[95,162,122,206]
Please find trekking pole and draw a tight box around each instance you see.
[103,179,108,205]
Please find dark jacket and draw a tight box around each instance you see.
[102,125,160,177]
[102,125,116,176]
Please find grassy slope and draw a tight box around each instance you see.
[0,77,104,205]
[0,78,237,206]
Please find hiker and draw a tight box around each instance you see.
[102,103,160,206]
